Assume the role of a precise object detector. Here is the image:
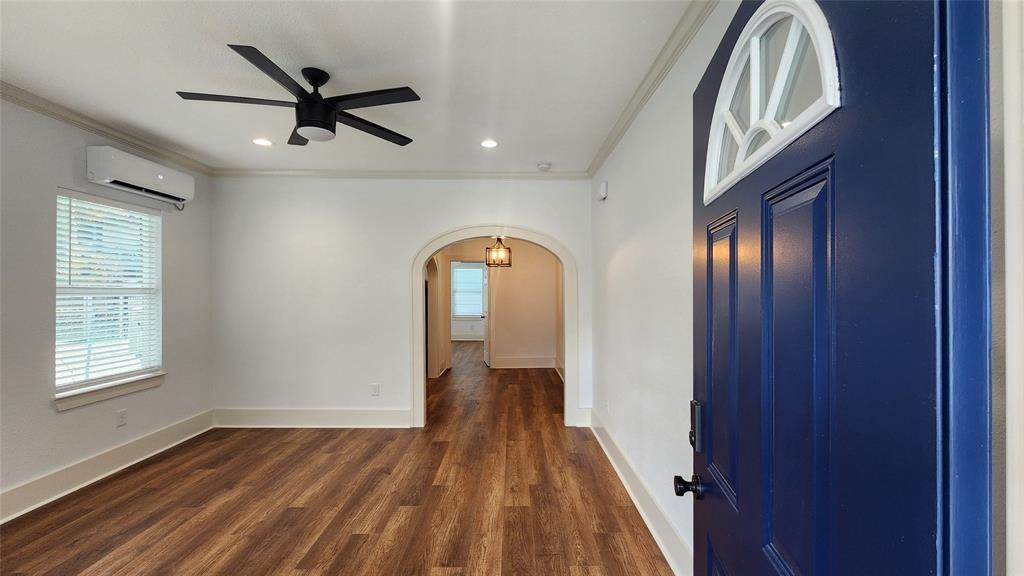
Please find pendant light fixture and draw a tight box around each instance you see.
[485,237,512,267]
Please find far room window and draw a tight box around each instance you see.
[56,195,162,391]
[451,261,484,317]
[704,0,841,204]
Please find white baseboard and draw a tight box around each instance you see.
[591,412,692,575]
[427,365,451,380]
[555,366,566,382]
[1,408,407,524]
[451,336,484,342]
[0,410,214,524]
[213,408,411,428]
[489,355,556,369]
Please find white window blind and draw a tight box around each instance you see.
[451,262,484,317]
[56,195,162,390]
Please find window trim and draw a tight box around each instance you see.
[703,0,841,205]
[57,186,164,218]
[54,369,165,411]
[54,188,164,405]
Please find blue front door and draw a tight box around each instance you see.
[689,1,990,575]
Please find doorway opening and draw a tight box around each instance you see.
[422,236,565,426]
[411,225,585,428]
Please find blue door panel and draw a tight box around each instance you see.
[708,215,740,508]
[762,169,831,576]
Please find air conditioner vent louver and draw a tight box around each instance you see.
[108,180,187,204]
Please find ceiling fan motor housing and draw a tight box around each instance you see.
[295,100,337,141]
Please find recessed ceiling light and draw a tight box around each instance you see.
[252,138,273,147]
[480,139,498,149]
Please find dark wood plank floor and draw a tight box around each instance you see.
[1,342,672,575]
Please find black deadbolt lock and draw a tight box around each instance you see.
[689,400,704,453]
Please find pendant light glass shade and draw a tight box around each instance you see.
[485,237,512,267]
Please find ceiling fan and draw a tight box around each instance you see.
[177,44,419,146]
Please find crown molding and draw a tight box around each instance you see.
[586,0,718,177]
[0,81,214,176]
[212,168,589,180]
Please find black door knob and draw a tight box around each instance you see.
[674,474,704,499]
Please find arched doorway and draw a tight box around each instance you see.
[411,225,585,427]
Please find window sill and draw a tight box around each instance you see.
[54,371,165,412]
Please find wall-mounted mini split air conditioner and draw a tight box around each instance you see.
[86,146,195,206]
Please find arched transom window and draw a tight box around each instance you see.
[704,0,840,204]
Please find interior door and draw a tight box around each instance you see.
[687,2,989,575]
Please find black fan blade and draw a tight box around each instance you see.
[336,111,412,146]
[288,127,308,146]
[324,87,420,110]
[228,44,310,100]
[176,92,295,108]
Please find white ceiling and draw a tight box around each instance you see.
[1,1,688,175]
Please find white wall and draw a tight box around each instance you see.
[211,176,592,413]
[589,0,738,561]
[452,317,485,341]
[487,239,559,368]
[442,236,561,366]
[0,101,216,491]
[443,237,562,364]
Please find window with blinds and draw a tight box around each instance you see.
[56,195,162,390]
[451,262,484,317]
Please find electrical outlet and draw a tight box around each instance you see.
[116,409,127,428]
[370,383,381,397]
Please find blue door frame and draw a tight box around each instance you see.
[687,1,991,573]
[942,1,992,573]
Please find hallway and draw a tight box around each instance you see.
[0,342,670,575]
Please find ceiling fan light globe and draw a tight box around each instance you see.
[295,100,338,142]
[296,125,336,141]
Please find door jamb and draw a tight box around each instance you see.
[996,1,1024,573]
